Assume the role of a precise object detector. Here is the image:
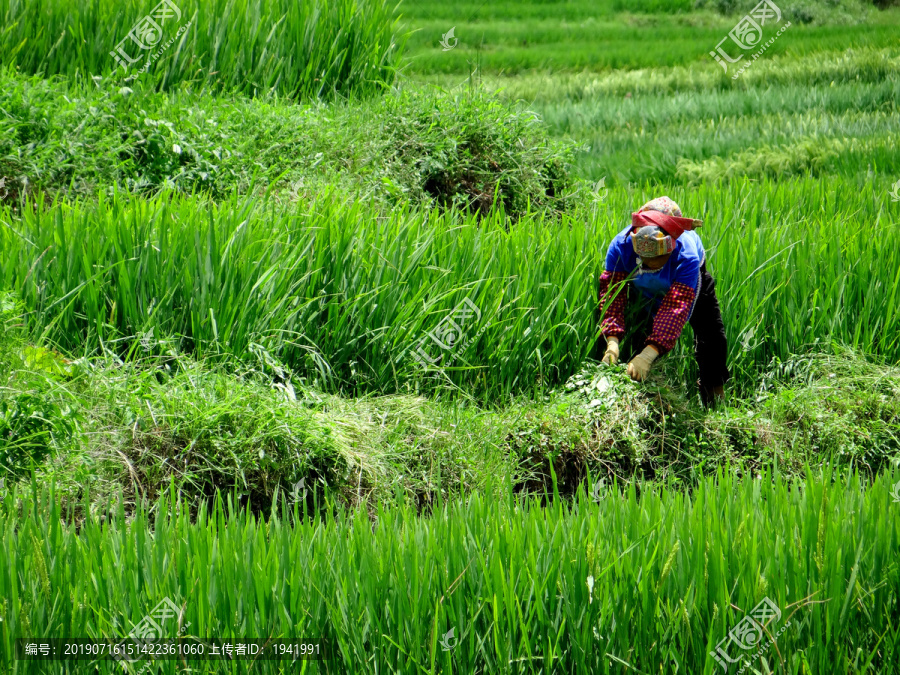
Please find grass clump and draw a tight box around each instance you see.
[374,89,575,215]
[0,69,574,214]
[755,350,900,468]
[0,293,75,481]
[9,334,895,521]
[19,341,519,517]
[107,364,348,514]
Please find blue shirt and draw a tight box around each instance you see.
[605,224,706,312]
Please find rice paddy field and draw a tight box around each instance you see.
[1,0,900,672]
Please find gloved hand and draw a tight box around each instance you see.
[602,336,620,365]
[627,345,659,381]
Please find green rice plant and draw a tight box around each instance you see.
[409,45,900,186]
[1,174,899,398]
[611,0,694,11]
[0,0,405,100]
[0,188,604,397]
[477,47,900,101]
[0,291,21,368]
[400,4,898,75]
[509,53,900,183]
[1,469,899,672]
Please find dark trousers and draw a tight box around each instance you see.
[620,262,730,403]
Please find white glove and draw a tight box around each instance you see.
[602,336,620,365]
[627,345,659,381]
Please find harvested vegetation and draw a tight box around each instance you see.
[4,286,900,514]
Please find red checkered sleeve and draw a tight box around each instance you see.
[598,270,628,339]
[647,281,696,354]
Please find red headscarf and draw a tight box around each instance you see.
[631,209,702,239]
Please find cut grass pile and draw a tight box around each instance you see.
[1,470,899,673]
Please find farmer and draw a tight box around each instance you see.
[597,196,729,406]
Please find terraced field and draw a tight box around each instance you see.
[1,0,899,672]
